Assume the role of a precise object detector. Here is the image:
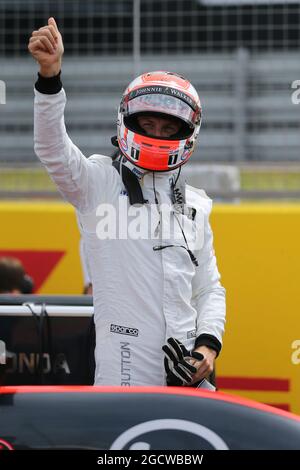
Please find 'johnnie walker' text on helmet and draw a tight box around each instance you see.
[117,71,202,172]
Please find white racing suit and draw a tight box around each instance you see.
[34,87,226,386]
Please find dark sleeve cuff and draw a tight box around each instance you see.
[195,334,222,357]
[35,71,62,95]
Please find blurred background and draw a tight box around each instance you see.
[1,0,300,412]
[0,0,299,199]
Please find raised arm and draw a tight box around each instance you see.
[28,18,113,212]
[28,17,63,78]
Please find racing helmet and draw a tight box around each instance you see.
[117,71,202,172]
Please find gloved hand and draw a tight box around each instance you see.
[162,337,204,386]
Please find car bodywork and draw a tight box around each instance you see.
[0,386,300,450]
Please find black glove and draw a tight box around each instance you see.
[162,337,204,386]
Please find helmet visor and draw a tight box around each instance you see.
[126,93,198,128]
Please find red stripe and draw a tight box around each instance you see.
[265,403,290,412]
[217,377,289,392]
[0,385,299,422]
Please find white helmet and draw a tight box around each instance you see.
[117,71,202,172]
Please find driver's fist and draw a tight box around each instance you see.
[28,17,64,77]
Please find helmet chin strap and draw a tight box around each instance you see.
[117,152,184,183]
[117,153,148,180]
